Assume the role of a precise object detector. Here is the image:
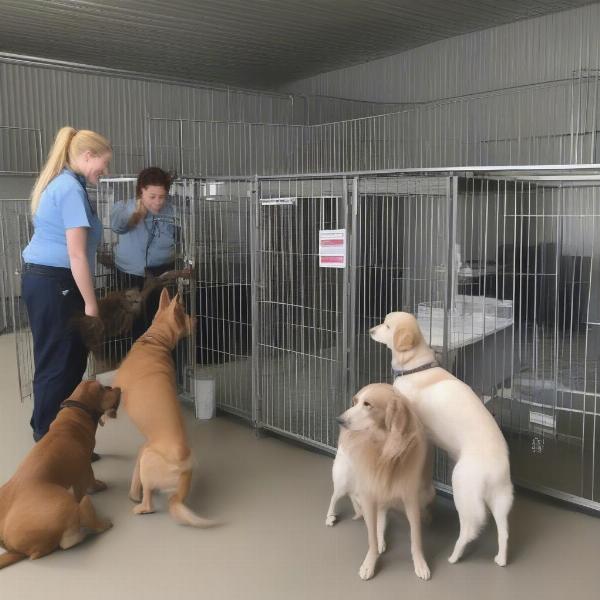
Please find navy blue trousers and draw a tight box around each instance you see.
[21,265,88,440]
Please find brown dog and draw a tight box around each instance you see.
[0,381,121,569]
[113,288,216,527]
[74,267,194,356]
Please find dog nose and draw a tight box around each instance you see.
[336,416,346,427]
[369,326,377,334]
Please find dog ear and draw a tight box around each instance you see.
[381,396,418,464]
[384,398,397,430]
[393,327,415,352]
[157,287,171,312]
[173,303,187,332]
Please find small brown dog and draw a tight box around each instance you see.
[0,381,121,569]
[74,267,193,356]
[114,288,216,527]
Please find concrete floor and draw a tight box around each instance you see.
[1,334,600,600]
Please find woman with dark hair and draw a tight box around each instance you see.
[110,167,177,339]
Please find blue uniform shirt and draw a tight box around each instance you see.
[110,199,176,276]
[22,169,102,274]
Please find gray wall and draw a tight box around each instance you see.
[280,3,600,170]
[0,56,400,186]
[0,176,34,200]
[282,4,600,105]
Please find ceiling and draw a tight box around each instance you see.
[0,0,596,90]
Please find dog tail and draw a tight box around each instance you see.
[0,551,27,569]
[169,501,220,528]
[168,469,220,529]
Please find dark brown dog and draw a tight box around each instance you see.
[74,267,193,355]
[0,381,120,569]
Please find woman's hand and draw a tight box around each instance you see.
[85,301,99,318]
[66,227,99,320]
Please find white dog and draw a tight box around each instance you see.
[370,312,513,566]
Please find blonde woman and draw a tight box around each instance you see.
[21,127,111,447]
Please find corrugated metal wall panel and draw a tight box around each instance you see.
[0,57,384,180]
[283,3,600,105]
[0,58,307,177]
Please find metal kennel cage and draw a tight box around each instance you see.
[192,167,600,510]
[5,177,198,402]
[6,167,600,511]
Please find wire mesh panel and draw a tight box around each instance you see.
[147,118,306,178]
[255,177,349,450]
[0,126,42,175]
[9,178,196,403]
[93,178,140,374]
[95,177,196,395]
[351,175,451,388]
[351,175,453,486]
[193,178,254,419]
[460,175,600,508]
[0,199,34,399]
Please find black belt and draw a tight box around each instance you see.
[23,263,73,278]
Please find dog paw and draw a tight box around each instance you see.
[359,555,377,580]
[97,519,113,532]
[129,493,142,503]
[133,504,154,515]
[414,557,431,580]
[378,540,386,554]
[325,515,337,526]
[88,480,107,494]
[494,554,507,567]
[352,512,363,521]
[448,553,459,564]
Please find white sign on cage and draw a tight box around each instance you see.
[319,229,346,268]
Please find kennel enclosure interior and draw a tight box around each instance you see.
[5,37,600,513]
[4,160,600,511]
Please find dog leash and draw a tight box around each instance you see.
[392,361,439,378]
[59,400,104,425]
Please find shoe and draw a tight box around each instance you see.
[91,452,101,462]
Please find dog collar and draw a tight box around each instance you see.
[392,361,439,378]
[140,331,171,346]
[59,400,104,425]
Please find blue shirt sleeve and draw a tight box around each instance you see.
[61,184,91,229]
[111,201,132,234]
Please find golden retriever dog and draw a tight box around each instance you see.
[113,288,216,528]
[370,312,513,566]
[0,381,120,569]
[330,383,433,581]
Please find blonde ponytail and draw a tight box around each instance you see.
[30,127,112,215]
